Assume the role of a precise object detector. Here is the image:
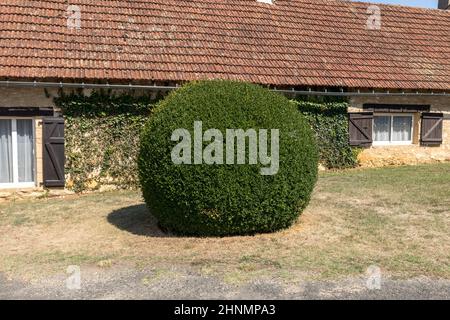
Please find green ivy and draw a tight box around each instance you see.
[55,91,161,192]
[292,100,359,169]
[55,90,358,192]
[55,90,162,117]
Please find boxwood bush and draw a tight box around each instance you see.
[138,80,319,236]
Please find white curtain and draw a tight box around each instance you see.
[373,116,391,142]
[392,116,412,142]
[17,119,34,183]
[0,119,13,183]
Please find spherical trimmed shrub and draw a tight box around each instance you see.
[138,80,318,236]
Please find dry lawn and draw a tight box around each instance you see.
[1,163,449,282]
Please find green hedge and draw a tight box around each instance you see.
[138,80,319,236]
[293,100,358,169]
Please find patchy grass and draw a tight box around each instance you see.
[0,163,449,282]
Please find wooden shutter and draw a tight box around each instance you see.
[43,117,65,187]
[348,112,373,147]
[421,113,444,146]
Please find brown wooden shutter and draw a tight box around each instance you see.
[421,113,444,146]
[43,117,65,187]
[348,112,373,147]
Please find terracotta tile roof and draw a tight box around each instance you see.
[0,0,449,90]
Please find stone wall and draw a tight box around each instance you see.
[0,188,73,203]
[350,95,450,167]
[0,87,58,108]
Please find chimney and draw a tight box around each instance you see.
[438,0,450,9]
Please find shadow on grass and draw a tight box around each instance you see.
[107,204,171,238]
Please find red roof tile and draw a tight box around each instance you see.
[0,0,449,90]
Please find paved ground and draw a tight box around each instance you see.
[1,266,449,300]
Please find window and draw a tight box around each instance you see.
[0,119,35,188]
[373,114,413,145]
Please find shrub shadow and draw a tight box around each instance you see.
[107,204,172,238]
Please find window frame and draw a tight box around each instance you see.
[372,113,414,146]
[0,117,36,189]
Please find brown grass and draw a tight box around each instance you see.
[0,163,449,282]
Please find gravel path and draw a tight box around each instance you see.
[1,266,449,300]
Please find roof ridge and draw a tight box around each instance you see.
[339,0,450,13]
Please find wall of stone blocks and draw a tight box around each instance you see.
[0,87,58,108]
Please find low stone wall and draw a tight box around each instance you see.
[357,145,450,167]
[0,188,74,203]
